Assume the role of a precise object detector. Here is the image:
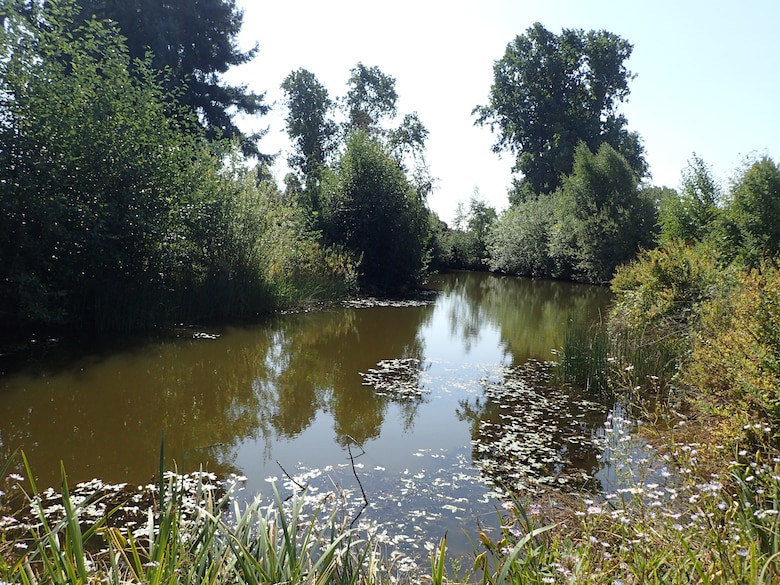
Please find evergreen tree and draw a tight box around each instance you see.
[76,0,269,157]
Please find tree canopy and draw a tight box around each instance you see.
[486,143,656,283]
[723,156,780,265]
[0,0,355,331]
[474,23,646,196]
[74,0,269,157]
[344,62,398,134]
[281,68,337,180]
[657,155,721,246]
[321,131,430,291]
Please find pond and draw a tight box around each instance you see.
[0,271,614,562]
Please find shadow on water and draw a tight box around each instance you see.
[0,300,435,488]
[0,271,615,560]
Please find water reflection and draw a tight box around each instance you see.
[433,271,609,365]
[456,361,607,493]
[0,300,436,487]
[0,271,614,557]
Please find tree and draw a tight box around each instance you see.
[474,23,645,195]
[320,131,430,291]
[281,69,337,177]
[340,63,432,174]
[550,143,656,283]
[438,193,498,270]
[387,112,429,165]
[724,156,780,264]
[281,68,336,214]
[657,154,720,246]
[487,195,556,277]
[344,62,398,134]
[75,0,269,157]
[0,0,222,327]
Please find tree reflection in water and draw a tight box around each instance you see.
[0,271,616,562]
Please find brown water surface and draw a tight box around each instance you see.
[0,271,613,556]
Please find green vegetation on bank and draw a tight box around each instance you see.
[4,4,780,582]
[0,1,432,335]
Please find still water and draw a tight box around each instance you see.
[0,271,613,557]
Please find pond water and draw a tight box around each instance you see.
[0,271,614,560]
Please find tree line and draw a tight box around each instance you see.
[0,0,431,334]
[2,3,778,335]
[440,23,780,286]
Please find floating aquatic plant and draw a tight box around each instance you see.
[360,358,430,401]
[462,361,608,494]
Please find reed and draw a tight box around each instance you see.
[2,457,371,585]
[4,435,780,584]
[556,316,611,398]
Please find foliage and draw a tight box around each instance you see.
[487,143,656,283]
[186,162,358,316]
[605,154,780,411]
[74,0,269,157]
[720,156,780,266]
[657,154,721,246]
[608,241,737,395]
[437,195,497,270]
[551,142,657,283]
[321,131,430,292]
[344,62,398,134]
[487,195,555,277]
[474,22,646,195]
[281,68,338,203]
[0,3,353,333]
[685,265,780,427]
[0,1,217,329]
[282,63,432,247]
[386,112,429,166]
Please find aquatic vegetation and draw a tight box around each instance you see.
[360,358,430,401]
[0,461,378,585]
[343,296,436,309]
[461,361,608,494]
[4,404,780,583]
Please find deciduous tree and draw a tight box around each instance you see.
[320,131,430,291]
[281,68,337,179]
[474,23,646,195]
[344,62,398,134]
[551,143,656,282]
[724,156,780,264]
[657,154,720,246]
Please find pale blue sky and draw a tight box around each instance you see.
[228,0,780,223]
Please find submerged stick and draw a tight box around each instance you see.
[346,436,369,527]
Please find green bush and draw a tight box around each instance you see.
[487,195,555,277]
[321,130,430,292]
[608,241,737,393]
[685,265,780,430]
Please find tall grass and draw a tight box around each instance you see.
[1,455,373,585]
[5,432,780,584]
[556,317,610,398]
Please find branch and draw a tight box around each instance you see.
[345,435,369,527]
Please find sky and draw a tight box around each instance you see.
[226,0,780,224]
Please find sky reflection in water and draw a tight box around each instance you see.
[0,271,614,558]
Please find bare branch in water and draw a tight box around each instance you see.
[346,436,369,526]
[277,460,307,497]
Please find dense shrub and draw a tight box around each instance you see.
[486,143,656,283]
[321,130,430,292]
[0,4,357,332]
[685,266,780,427]
[607,241,738,392]
[487,195,555,277]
